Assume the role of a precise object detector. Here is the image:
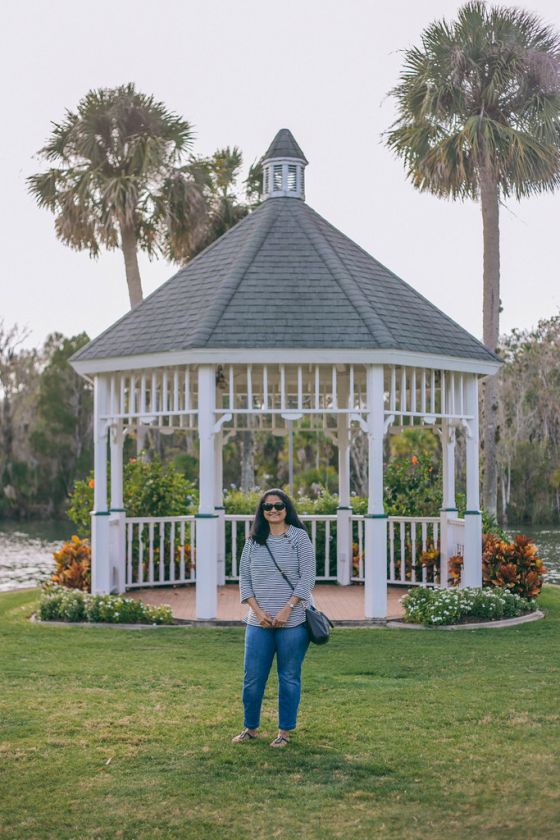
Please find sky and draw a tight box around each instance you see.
[2,0,559,351]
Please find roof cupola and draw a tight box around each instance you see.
[262,128,307,200]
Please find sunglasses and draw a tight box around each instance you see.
[262,502,286,512]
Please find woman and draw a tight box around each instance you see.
[232,489,315,748]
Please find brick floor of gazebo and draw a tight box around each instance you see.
[128,584,407,623]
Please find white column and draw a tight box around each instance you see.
[463,374,482,588]
[214,428,226,586]
[196,365,218,619]
[336,374,352,585]
[109,419,126,594]
[364,365,387,619]
[91,375,110,594]
[439,419,457,588]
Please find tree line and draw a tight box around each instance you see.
[1,316,559,524]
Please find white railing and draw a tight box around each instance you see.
[225,514,336,582]
[350,516,441,585]
[388,516,440,585]
[125,516,196,588]
[351,515,364,580]
[124,512,450,589]
[447,518,465,558]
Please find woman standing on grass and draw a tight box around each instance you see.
[232,489,315,748]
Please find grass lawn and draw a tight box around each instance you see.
[1,588,560,840]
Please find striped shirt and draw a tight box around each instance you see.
[239,524,316,627]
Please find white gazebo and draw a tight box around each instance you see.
[71,128,500,621]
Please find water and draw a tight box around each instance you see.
[507,526,560,586]
[0,520,558,592]
[0,520,75,592]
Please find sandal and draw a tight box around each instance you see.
[270,735,289,748]
[232,729,258,743]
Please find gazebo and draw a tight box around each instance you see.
[71,128,500,621]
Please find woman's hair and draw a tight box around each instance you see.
[249,488,305,545]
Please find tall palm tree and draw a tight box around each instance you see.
[28,83,207,308]
[385,2,560,516]
[188,146,252,257]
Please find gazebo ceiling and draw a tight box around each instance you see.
[72,130,498,368]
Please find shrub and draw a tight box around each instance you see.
[384,455,441,517]
[51,535,91,591]
[39,586,174,625]
[401,586,536,626]
[85,594,172,624]
[448,534,545,598]
[223,489,262,515]
[68,459,197,539]
[39,587,87,622]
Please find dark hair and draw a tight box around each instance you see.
[249,488,305,545]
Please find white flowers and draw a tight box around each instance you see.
[402,585,534,626]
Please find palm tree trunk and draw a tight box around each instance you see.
[120,222,146,455]
[479,164,500,517]
[240,431,255,493]
[119,222,143,309]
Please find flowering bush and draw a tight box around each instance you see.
[401,586,536,626]
[448,533,545,598]
[51,536,91,590]
[39,585,174,624]
[39,586,87,622]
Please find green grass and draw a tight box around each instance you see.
[1,587,560,840]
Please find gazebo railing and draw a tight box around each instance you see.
[447,518,465,559]
[225,514,337,582]
[351,516,442,585]
[124,512,452,588]
[125,516,196,588]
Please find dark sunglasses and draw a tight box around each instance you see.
[262,502,286,512]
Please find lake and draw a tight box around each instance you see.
[0,520,558,591]
[0,520,75,592]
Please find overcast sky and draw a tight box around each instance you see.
[2,0,559,351]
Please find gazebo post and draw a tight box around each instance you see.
[91,376,110,594]
[439,420,457,588]
[463,375,482,588]
[196,364,218,619]
[336,373,352,585]
[109,419,126,593]
[364,364,387,619]
[214,428,226,586]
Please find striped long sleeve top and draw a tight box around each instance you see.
[239,525,316,627]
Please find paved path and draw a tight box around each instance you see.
[128,584,407,622]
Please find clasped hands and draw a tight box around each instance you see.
[256,603,293,628]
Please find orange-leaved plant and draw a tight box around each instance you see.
[51,535,91,591]
[448,534,545,598]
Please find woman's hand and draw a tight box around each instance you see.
[255,607,274,628]
[246,596,273,627]
[272,604,293,628]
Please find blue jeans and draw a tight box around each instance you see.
[242,623,310,731]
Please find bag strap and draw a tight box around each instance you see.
[264,541,295,592]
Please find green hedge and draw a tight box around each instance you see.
[38,586,174,624]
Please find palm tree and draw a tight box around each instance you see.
[188,146,253,257]
[385,2,560,516]
[28,83,207,308]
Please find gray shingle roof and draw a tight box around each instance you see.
[72,196,497,364]
[263,129,308,163]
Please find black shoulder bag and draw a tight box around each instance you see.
[264,541,334,645]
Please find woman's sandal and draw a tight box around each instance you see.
[270,735,289,748]
[231,729,258,744]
